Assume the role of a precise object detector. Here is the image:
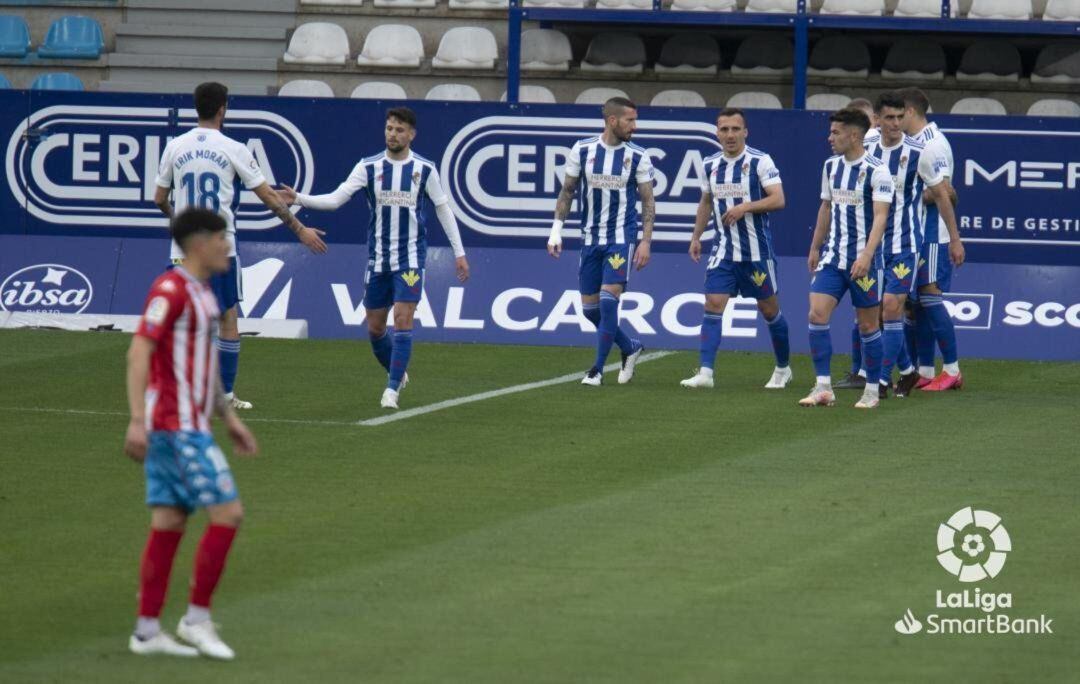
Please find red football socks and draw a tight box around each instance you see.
[190,524,238,608]
[138,529,184,618]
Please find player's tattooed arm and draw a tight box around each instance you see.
[254,184,328,254]
[153,186,173,218]
[639,180,656,241]
[554,175,578,222]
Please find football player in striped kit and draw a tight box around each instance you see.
[277,107,470,409]
[547,97,656,387]
[682,108,791,390]
[802,108,895,409]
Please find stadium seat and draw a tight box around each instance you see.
[731,36,793,75]
[433,27,498,70]
[351,81,408,99]
[284,23,350,65]
[1032,43,1080,83]
[581,33,646,74]
[575,87,629,105]
[278,79,335,97]
[1044,0,1080,19]
[808,36,870,77]
[449,0,507,6]
[524,0,586,6]
[375,0,436,7]
[0,72,11,88]
[425,84,481,101]
[882,38,946,80]
[957,41,1021,82]
[654,34,720,75]
[727,91,783,109]
[820,0,883,15]
[893,0,958,15]
[598,0,654,8]
[356,25,424,67]
[968,0,1032,18]
[500,85,557,103]
[950,97,1007,115]
[521,29,572,72]
[30,72,83,91]
[670,0,737,11]
[37,16,104,59]
[1027,98,1080,116]
[806,93,852,110]
[300,0,362,4]
[650,90,707,107]
[745,0,798,11]
[0,15,31,58]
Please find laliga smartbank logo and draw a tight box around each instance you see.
[893,507,1053,637]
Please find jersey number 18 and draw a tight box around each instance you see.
[181,172,221,212]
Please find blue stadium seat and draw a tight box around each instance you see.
[37,16,104,59]
[0,15,32,58]
[30,72,84,91]
[0,72,12,89]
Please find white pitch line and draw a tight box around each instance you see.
[357,350,675,427]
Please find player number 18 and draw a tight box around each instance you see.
[181,172,221,212]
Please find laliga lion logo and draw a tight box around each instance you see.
[936,506,1011,583]
[0,263,93,314]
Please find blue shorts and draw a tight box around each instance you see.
[705,258,779,300]
[811,263,883,309]
[169,256,241,312]
[884,253,917,297]
[364,268,424,310]
[145,431,238,513]
[917,242,953,292]
[579,243,634,295]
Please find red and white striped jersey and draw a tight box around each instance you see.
[135,267,221,433]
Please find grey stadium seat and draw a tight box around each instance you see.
[808,36,870,77]
[951,97,1007,115]
[746,0,797,11]
[731,35,793,75]
[501,85,557,103]
[894,0,957,15]
[1027,98,1080,116]
[1032,43,1080,84]
[356,25,424,68]
[433,27,498,70]
[820,0,883,14]
[957,41,1021,82]
[581,33,646,74]
[426,84,482,101]
[1044,0,1080,20]
[654,34,721,75]
[670,0,737,10]
[806,93,852,110]
[284,23,350,65]
[279,80,335,97]
[882,39,946,81]
[968,0,1032,18]
[351,82,408,99]
[576,87,630,105]
[521,29,572,72]
[598,0,654,9]
[727,91,783,109]
[650,89,707,107]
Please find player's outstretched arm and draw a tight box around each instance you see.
[124,336,154,462]
[689,192,712,263]
[252,183,327,254]
[808,200,831,273]
[548,174,578,258]
[634,180,655,270]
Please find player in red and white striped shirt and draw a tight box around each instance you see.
[124,208,257,660]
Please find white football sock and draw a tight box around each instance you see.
[135,617,160,640]
[184,605,211,625]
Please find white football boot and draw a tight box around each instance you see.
[854,385,880,409]
[225,392,252,410]
[617,343,644,384]
[380,388,399,409]
[129,632,199,657]
[177,619,235,661]
[764,366,793,389]
[680,370,714,389]
[581,368,603,386]
[798,385,836,407]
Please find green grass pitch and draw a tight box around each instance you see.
[1,329,1077,682]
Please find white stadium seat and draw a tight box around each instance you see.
[356,24,424,67]
[731,35,793,75]
[351,81,407,99]
[278,79,335,97]
[575,87,630,105]
[726,91,783,109]
[808,36,870,77]
[375,0,435,7]
[670,0,737,11]
[746,0,797,11]
[957,41,1021,82]
[893,0,957,15]
[655,34,720,75]
[284,23,349,65]
[806,93,852,110]
[650,90,707,107]
[882,38,946,80]
[581,33,646,74]
[950,97,1007,115]
[433,27,498,70]
[426,84,482,101]
[1032,43,1080,83]
[1044,0,1080,20]
[597,0,654,8]
[1027,98,1080,116]
[524,0,585,6]
[449,0,506,5]
[521,29,572,72]
[968,0,1032,18]
[820,0,883,15]
[300,0,363,5]
[500,85,557,103]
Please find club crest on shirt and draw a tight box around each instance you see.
[857,170,867,184]
[623,158,632,170]
[742,163,750,174]
[899,155,908,168]
[412,171,421,184]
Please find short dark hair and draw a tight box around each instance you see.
[194,82,228,120]
[875,91,906,113]
[849,97,874,115]
[829,107,871,135]
[896,87,931,117]
[171,208,226,251]
[716,107,746,125]
[603,97,637,118]
[386,107,416,128]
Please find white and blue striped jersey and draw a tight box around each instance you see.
[819,153,895,270]
[866,135,945,255]
[912,122,954,244]
[300,151,447,273]
[699,147,782,262]
[864,128,881,146]
[155,127,266,259]
[563,137,655,246]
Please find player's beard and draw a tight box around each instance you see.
[386,141,405,153]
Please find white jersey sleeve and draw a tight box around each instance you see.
[154,140,177,189]
[926,133,954,180]
[424,167,450,207]
[871,164,895,203]
[820,162,833,201]
[563,142,582,179]
[917,149,945,188]
[298,161,367,211]
[225,140,266,190]
[635,150,655,185]
[757,154,782,188]
[699,159,713,195]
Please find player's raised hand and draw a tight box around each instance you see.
[689,238,702,263]
[721,204,748,227]
[226,414,258,456]
[949,239,965,268]
[456,256,470,282]
[124,419,148,463]
[276,184,298,205]
[633,240,651,271]
[299,225,328,254]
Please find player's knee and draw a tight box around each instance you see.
[210,501,244,527]
[858,319,879,335]
[882,297,904,320]
[151,507,187,532]
[601,284,623,299]
[919,283,942,296]
[368,321,387,338]
[757,297,779,320]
